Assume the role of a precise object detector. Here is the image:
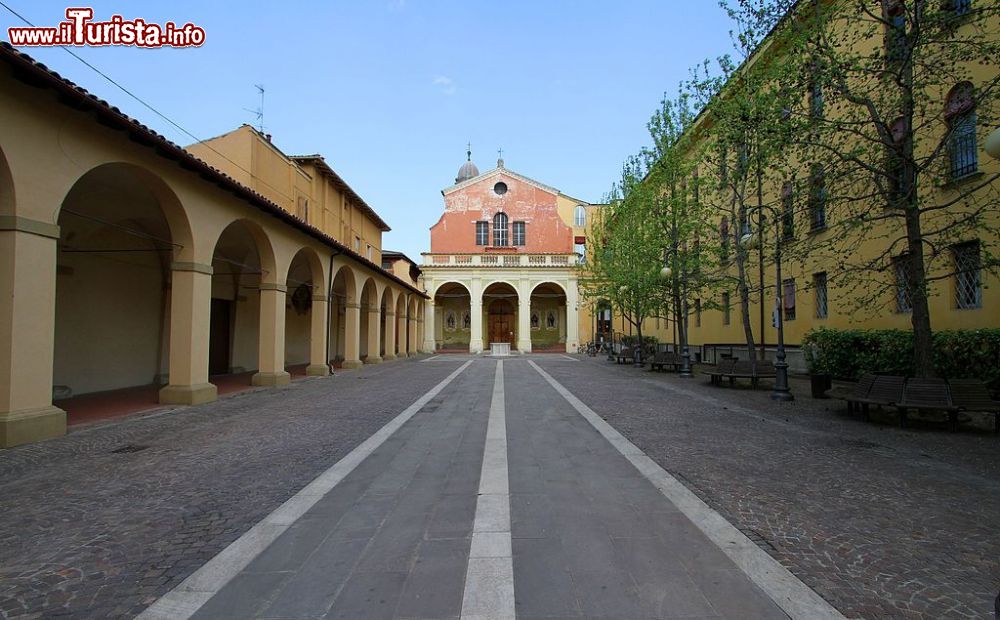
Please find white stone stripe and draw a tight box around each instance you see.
[138,360,475,620]
[420,355,441,362]
[558,354,580,362]
[527,360,846,620]
[461,360,516,620]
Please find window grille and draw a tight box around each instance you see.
[954,0,972,16]
[814,272,828,318]
[809,166,827,230]
[512,221,526,246]
[475,221,489,245]
[783,279,797,321]
[493,212,509,246]
[953,241,981,309]
[781,182,795,239]
[893,255,913,312]
[949,112,978,179]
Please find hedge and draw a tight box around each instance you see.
[802,327,1000,390]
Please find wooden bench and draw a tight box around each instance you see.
[825,373,878,415]
[702,359,734,385]
[897,377,960,430]
[616,346,634,365]
[723,360,777,389]
[650,351,682,372]
[850,375,905,421]
[948,379,1000,433]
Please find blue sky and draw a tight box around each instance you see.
[2,1,737,260]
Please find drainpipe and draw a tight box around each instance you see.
[326,250,340,375]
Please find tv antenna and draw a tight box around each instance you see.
[244,84,265,133]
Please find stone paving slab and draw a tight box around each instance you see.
[0,357,465,619]
[188,360,494,619]
[503,360,787,620]
[539,355,1000,620]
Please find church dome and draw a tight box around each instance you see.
[455,146,479,183]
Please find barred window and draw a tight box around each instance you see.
[953,241,982,309]
[720,216,730,260]
[493,212,509,246]
[893,254,913,313]
[722,292,731,325]
[814,272,828,319]
[809,165,827,230]
[951,0,972,16]
[783,279,797,321]
[512,221,526,246]
[475,221,489,245]
[946,82,978,179]
[781,181,795,240]
[809,80,824,119]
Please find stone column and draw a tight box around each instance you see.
[253,283,291,386]
[422,300,436,353]
[343,301,362,369]
[365,306,382,364]
[0,221,66,447]
[382,309,396,361]
[566,278,580,353]
[469,279,483,353]
[160,262,218,405]
[517,280,532,353]
[306,294,330,376]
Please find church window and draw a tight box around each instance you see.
[513,221,526,246]
[493,212,509,246]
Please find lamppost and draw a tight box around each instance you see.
[739,207,793,401]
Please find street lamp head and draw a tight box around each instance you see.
[739,232,757,249]
[659,266,672,280]
[986,126,1000,160]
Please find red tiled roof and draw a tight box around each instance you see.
[0,42,425,297]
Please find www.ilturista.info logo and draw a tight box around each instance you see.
[7,7,205,47]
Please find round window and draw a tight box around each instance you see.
[494,182,508,195]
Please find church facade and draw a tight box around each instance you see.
[421,152,595,354]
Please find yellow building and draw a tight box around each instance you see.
[0,43,427,448]
[595,0,999,369]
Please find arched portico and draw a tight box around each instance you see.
[359,278,381,363]
[529,282,568,352]
[53,163,197,417]
[330,263,360,368]
[285,247,329,377]
[483,282,519,350]
[433,282,472,352]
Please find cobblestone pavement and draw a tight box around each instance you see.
[0,357,465,619]
[546,356,1000,620]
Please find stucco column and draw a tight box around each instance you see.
[253,283,291,386]
[383,309,396,361]
[365,307,382,364]
[407,314,418,357]
[470,279,483,353]
[517,280,532,353]
[159,262,218,405]
[422,300,436,353]
[0,224,66,447]
[307,295,330,376]
[343,302,362,369]
[566,278,580,353]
